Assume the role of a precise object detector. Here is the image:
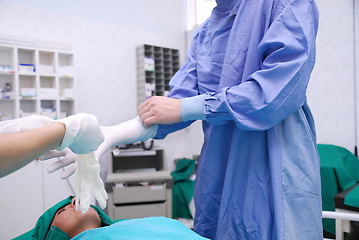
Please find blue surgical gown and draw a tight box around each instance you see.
[155,0,322,239]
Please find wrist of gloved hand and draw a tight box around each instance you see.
[56,113,104,154]
[99,116,158,151]
[181,94,206,122]
[134,116,158,142]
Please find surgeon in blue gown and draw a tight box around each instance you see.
[138,0,322,239]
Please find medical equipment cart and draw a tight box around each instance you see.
[106,148,173,220]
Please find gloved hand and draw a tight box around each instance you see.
[75,152,108,213]
[40,150,107,212]
[0,115,54,134]
[40,116,158,179]
[95,116,158,160]
[39,148,77,179]
[56,113,104,154]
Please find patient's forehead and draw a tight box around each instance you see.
[51,204,70,224]
[52,204,99,222]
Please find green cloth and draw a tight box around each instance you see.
[318,144,359,235]
[345,186,359,207]
[14,196,119,240]
[171,158,196,219]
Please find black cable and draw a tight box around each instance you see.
[141,139,154,150]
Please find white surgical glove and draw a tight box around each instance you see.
[0,115,53,133]
[56,113,104,154]
[40,116,157,179]
[96,116,158,160]
[75,152,108,213]
[39,148,77,179]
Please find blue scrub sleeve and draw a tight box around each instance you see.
[181,94,206,122]
[204,2,318,130]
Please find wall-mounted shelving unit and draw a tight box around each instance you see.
[136,44,180,106]
[0,43,75,121]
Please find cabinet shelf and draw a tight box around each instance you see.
[39,73,56,77]
[39,98,57,101]
[0,70,15,75]
[20,97,37,100]
[0,98,15,101]
[0,41,76,120]
[19,72,36,76]
[137,44,180,106]
[59,97,74,101]
[38,51,55,75]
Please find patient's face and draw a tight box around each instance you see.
[51,198,101,238]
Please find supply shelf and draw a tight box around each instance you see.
[137,44,180,107]
[0,40,76,120]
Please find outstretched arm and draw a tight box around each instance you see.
[0,122,65,178]
[0,113,104,178]
[42,116,158,178]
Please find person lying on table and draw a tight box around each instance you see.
[15,196,209,240]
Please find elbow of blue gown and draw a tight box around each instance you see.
[204,53,316,131]
[203,4,318,131]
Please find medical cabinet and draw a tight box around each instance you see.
[106,149,173,220]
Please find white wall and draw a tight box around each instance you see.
[308,0,357,152]
[0,1,204,238]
